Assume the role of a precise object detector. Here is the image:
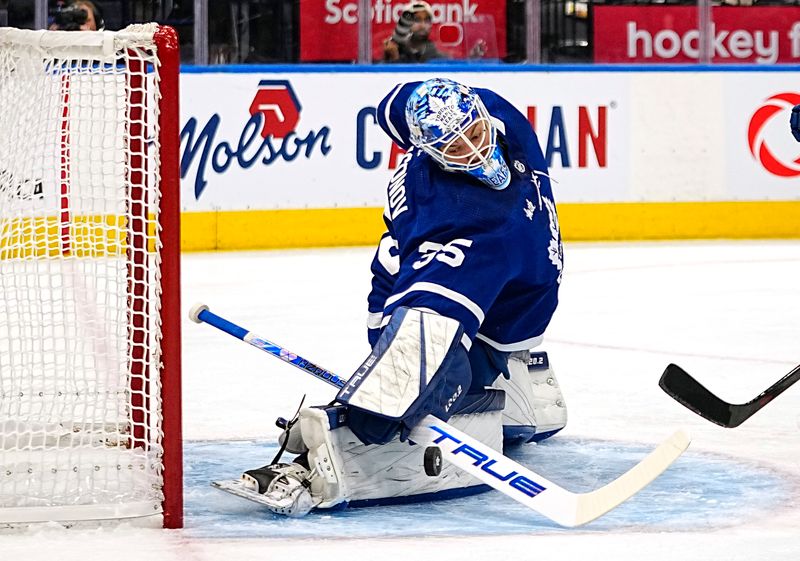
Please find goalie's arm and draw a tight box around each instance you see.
[376,81,421,149]
[367,229,400,347]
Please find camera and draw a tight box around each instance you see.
[391,10,415,45]
[53,5,89,31]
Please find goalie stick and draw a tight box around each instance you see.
[659,362,800,428]
[189,303,690,527]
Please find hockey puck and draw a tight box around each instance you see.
[423,446,442,477]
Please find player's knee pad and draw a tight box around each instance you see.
[492,351,567,444]
[293,391,504,511]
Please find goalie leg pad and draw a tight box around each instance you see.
[492,351,567,444]
[286,392,504,512]
[276,415,308,455]
[297,406,349,508]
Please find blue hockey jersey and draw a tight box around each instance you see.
[367,81,563,352]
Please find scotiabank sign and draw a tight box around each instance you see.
[594,6,800,63]
[300,0,506,61]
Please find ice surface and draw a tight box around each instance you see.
[183,439,790,538]
[3,240,800,561]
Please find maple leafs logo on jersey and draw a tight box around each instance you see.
[542,196,563,284]
[524,199,535,220]
[531,171,541,191]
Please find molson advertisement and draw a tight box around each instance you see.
[178,71,625,213]
[176,69,800,249]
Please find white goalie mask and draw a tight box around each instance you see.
[405,78,511,190]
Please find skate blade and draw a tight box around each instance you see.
[211,479,278,508]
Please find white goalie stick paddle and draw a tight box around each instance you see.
[190,303,691,527]
[410,416,689,527]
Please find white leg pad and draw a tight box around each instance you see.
[297,403,503,509]
[298,407,349,509]
[492,352,567,438]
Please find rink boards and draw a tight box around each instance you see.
[174,66,800,249]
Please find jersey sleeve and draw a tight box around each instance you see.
[375,81,422,150]
[366,221,400,347]
[477,87,549,174]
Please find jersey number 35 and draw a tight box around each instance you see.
[412,239,473,270]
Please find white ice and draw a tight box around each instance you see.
[3,240,800,560]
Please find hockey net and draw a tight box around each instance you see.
[0,24,182,527]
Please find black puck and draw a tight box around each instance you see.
[423,446,443,477]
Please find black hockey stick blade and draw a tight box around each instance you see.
[659,363,800,428]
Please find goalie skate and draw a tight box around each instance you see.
[212,463,319,517]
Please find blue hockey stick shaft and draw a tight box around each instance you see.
[188,303,346,389]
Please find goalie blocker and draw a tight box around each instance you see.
[239,307,567,515]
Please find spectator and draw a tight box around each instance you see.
[383,1,444,62]
[383,1,487,63]
[50,0,104,31]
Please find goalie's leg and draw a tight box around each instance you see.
[238,392,504,516]
[492,351,567,444]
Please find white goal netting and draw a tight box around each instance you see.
[0,25,172,523]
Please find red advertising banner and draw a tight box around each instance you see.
[300,0,507,62]
[594,6,800,64]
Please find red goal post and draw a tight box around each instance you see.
[0,24,182,528]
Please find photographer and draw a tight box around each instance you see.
[383,1,446,63]
[382,1,487,63]
[50,0,104,31]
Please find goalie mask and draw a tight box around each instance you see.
[405,78,511,190]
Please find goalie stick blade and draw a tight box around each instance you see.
[411,415,691,528]
[659,363,800,428]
